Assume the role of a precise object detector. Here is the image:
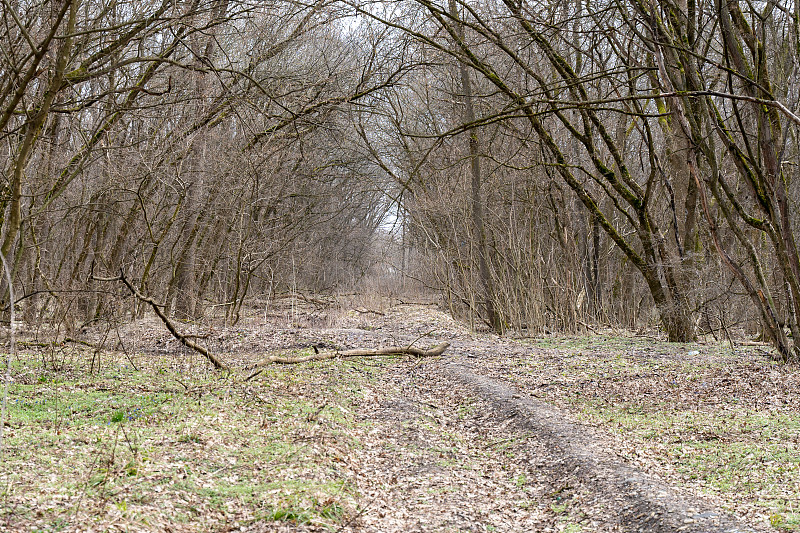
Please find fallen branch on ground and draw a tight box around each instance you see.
[245,342,450,381]
[90,269,229,371]
[353,307,385,316]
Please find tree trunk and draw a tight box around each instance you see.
[449,0,502,334]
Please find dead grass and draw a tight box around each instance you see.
[1,341,371,532]
[482,334,800,530]
[3,302,799,532]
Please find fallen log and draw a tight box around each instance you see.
[245,342,450,381]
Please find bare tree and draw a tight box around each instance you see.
[353,0,701,340]
[621,0,800,360]
[2,0,410,333]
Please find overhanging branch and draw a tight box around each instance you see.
[90,269,229,371]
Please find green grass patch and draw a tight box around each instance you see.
[0,345,376,531]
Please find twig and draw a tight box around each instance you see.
[64,337,95,348]
[406,329,438,351]
[353,307,385,316]
[306,402,328,422]
[244,369,263,382]
[114,326,139,372]
[335,496,376,533]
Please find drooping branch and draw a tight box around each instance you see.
[90,269,229,370]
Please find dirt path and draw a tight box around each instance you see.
[7,301,784,532]
[339,354,757,532]
[278,304,766,532]
[442,360,756,532]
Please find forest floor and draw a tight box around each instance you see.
[2,296,799,532]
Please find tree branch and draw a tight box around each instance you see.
[90,269,228,370]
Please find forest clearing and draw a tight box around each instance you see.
[2,297,798,532]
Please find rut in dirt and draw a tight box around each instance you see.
[433,354,758,533]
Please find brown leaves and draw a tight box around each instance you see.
[481,336,800,529]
